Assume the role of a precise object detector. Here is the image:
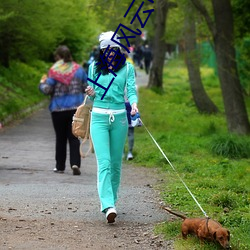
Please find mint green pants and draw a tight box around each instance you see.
[90,111,128,212]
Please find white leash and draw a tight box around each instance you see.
[139,118,209,218]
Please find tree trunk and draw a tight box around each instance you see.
[212,0,250,134]
[148,0,169,89]
[184,4,218,114]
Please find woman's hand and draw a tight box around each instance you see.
[131,103,138,116]
[85,86,95,97]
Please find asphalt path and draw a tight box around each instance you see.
[0,69,172,249]
[0,106,165,223]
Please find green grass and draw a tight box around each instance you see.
[128,58,250,250]
[0,60,50,123]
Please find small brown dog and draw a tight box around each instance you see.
[163,207,231,249]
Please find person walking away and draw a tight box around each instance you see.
[85,31,138,223]
[39,45,87,175]
[136,44,144,69]
[143,44,152,74]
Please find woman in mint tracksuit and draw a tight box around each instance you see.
[85,31,138,223]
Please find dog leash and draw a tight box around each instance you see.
[139,118,209,218]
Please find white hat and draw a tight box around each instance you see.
[99,31,121,49]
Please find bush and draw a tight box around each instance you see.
[210,135,250,159]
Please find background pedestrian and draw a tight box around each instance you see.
[143,44,152,74]
[39,45,87,175]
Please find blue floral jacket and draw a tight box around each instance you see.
[39,67,87,112]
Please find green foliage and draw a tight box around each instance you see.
[0,0,100,66]
[210,134,250,159]
[129,58,250,249]
[210,191,238,209]
[232,0,250,39]
[91,0,154,47]
[236,37,250,95]
[165,2,184,44]
[165,0,212,44]
[0,60,49,122]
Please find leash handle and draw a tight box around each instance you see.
[139,118,209,218]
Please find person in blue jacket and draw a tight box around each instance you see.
[85,31,139,223]
[39,45,87,176]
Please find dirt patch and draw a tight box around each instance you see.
[0,216,174,250]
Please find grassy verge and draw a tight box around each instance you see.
[129,58,250,250]
[0,60,50,124]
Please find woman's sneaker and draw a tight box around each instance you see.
[105,207,117,223]
[72,165,81,175]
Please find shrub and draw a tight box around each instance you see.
[210,135,250,159]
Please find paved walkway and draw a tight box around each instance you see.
[135,68,149,88]
[0,106,163,223]
[0,71,173,249]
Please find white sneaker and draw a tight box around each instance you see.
[127,152,133,160]
[53,168,64,173]
[105,207,117,223]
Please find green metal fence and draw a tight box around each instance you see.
[198,39,250,95]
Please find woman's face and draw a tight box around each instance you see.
[102,47,119,63]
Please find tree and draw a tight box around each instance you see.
[0,0,59,66]
[91,0,150,48]
[190,0,250,134]
[184,1,218,114]
[148,0,177,89]
[232,0,250,40]
[0,0,98,66]
[232,0,250,96]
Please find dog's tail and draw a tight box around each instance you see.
[162,206,187,220]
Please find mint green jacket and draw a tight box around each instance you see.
[87,62,138,110]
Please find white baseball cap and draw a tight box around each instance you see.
[99,31,121,49]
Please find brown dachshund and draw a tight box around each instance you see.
[162,207,231,249]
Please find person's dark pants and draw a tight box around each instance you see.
[127,127,134,152]
[51,110,80,171]
[125,102,134,153]
[144,59,151,74]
